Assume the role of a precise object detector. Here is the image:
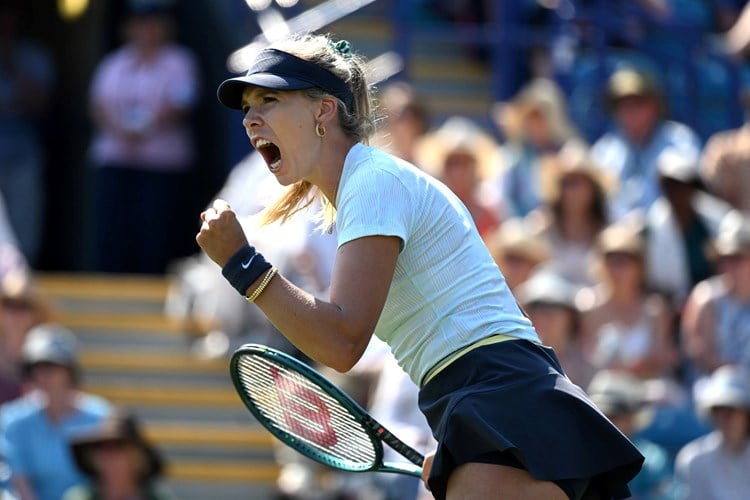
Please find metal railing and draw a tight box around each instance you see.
[390,0,746,142]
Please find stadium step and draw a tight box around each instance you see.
[316,0,495,130]
[34,272,280,499]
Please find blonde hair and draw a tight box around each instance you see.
[258,33,376,228]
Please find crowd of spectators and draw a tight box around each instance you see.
[1,0,750,498]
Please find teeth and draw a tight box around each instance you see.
[270,159,281,171]
[255,138,271,148]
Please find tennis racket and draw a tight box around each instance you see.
[229,343,424,477]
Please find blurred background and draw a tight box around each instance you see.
[2,0,750,499]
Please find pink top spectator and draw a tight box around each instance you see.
[88,44,198,170]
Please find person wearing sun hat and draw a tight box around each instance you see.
[529,141,614,288]
[681,210,750,381]
[0,244,51,405]
[414,116,501,240]
[486,217,551,294]
[492,78,583,219]
[591,66,702,221]
[63,412,172,500]
[675,364,750,499]
[586,369,677,500]
[516,266,596,388]
[580,221,678,381]
[0,324,112,500]
[644,148,730,308]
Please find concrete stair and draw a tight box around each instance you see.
[35,273,280,500]
[301,0,495,130]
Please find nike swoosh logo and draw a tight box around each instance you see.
[241,254,256,269]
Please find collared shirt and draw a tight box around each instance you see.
[0,392,112,500]
[591,120,702,219]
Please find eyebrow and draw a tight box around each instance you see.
[243,88,280,102]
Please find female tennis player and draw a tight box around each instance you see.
[196,34,643,500]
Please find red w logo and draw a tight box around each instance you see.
[270,366,339,448]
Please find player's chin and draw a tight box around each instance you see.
[271,169,301,186]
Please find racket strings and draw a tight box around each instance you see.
[237,355,378,466]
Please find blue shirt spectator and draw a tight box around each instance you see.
[1,392,111,500]
[0,324,112,500]
[591,67,702,220]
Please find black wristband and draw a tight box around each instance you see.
[221,245,272,296]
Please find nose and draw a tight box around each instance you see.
[242,108,261,130]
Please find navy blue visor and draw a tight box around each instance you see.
[217,48,354,111]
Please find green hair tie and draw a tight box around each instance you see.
[330,39,352,60]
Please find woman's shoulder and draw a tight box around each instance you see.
[346,144,424,188]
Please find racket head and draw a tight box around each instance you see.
[230,343,384,473]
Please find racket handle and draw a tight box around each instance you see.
[381,462,423,478]
[375,425,425,466]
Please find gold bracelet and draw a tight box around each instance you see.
[246,267,277,303]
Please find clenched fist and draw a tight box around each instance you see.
[196,199,249,267]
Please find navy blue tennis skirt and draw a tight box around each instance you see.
[418,339,644,500]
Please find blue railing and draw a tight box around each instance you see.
[390,0,746,143]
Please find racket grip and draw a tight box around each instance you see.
[374,425,424,466]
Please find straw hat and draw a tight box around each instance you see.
[596,222,645,257]
[414,116,499,180]
[539,140,615,203]
[489,217,551,264]
[492,78,577,144]
[71,412,164,482]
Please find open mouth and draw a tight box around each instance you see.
[255,138,282,172]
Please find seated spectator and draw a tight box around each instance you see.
[700,85,750,213]
[486,217,551,294]
[645,149,730,309]
[516,266,596,388]
[591,67,702,221]
[675,364,750,499]
[681,210,750,380]
[63,411,173,500]
[587,369,677,500]
[580,222,679,380]
[415,116,501,240]
[493,78,582,218]
[372,81,430,165]
[529,142,613,287]
[0,323,112,500]
[0,245,51,405]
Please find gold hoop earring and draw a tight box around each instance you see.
[315,123,326,138]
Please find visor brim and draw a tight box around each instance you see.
[217,73,314,110]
